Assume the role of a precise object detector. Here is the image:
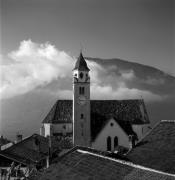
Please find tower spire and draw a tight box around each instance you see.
[73,52,90,71]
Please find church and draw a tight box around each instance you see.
[40,53,150,151]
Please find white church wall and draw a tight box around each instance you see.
[92,118,130,151]
[44,124,51,137]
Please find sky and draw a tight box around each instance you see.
[0,0,175,139]
[1,0,174,74]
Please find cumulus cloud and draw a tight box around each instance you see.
[120,70,135,80]
[1,40,74,99]
[87,59,164,101]
[144,76,165,85]
[1,39,164,102]
[90,84,164,101]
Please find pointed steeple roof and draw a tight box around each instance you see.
[73,52,90,71]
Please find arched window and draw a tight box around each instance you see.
[107,136,111,151]
[79,87,85,95]
[82,87,85,94]
[114,136,118,148]
[80,72,83,79]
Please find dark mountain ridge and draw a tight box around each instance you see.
[86,57,175,79]
[86,57,175,95]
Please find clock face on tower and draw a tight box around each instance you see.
[78,96,86,105]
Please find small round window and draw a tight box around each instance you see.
[80,72,83,79]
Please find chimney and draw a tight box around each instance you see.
[16,133,22,143]
[129,135,135,149]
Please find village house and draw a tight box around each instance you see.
[0,133,72,168]
[0,134,50,179]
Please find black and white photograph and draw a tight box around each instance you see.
[0,0,175,179]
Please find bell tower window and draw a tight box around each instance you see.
[82,87,84,94]
[81,114,84,119]
[79,87,85,95]
[80,72,83,79]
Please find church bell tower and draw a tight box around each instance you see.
[73,52,91,147]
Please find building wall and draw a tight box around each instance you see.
[92,118,130,151]
[44,124,51,137]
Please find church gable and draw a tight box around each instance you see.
[92,118,130,151]
[91,99,149,141]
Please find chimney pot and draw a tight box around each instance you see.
[16,133,22,143]
[129,135,135,149]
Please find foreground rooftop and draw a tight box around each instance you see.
[31,146,175,180]
[127,120,175,174]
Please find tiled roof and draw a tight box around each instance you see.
[43,100,72,124]
[0,134,49,165]
[127,120,175,174]
[73,52,90,71]
[42,99,149,140]
[31,146,175,180]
